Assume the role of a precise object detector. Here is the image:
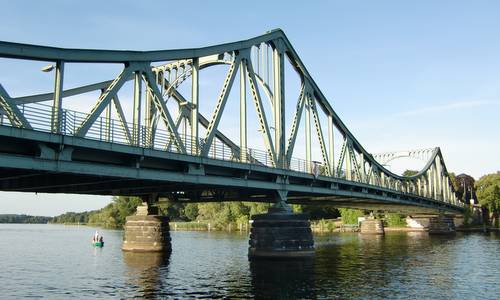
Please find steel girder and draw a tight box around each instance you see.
[0,29,463,210]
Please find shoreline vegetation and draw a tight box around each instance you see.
[0,214,51,224]
[3,169,499,231]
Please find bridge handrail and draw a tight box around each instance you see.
[0,101,464,208]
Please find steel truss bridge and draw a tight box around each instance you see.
[0,29,464,214]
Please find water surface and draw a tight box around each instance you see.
[0,224,498,299]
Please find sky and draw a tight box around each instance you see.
[0,0,499,216]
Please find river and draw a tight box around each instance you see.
[0,224,498,299]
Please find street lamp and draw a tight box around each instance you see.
[41,64,55,72]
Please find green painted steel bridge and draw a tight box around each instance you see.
[0,30,464,214]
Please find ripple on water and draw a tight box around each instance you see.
[0,225,499,299]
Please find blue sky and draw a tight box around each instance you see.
[1,0,499,216]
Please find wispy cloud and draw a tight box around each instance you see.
[393,99,499,117]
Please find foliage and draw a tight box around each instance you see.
[0,214,51,224]
[183,203,199,221]
[475,172,500,227]
[51,196,141,229]
[385,213,406,227]
[314,218,337,232]
[448,172,459,191]
[402,169,419,177]
[301,205,340,220]
[86,196,142,228]
[456,173,477,204]
[51,211,94,224]
[196,202,261,230]
[339,208,364,225]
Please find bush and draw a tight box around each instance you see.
[339,208,364,225]
[385,213,406,227]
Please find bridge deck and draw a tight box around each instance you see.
[0,124,463,214]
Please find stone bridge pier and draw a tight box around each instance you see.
[248,192,315,259]
[122,195,171,253]
[406,214,457,234]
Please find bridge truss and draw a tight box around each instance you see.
[0,29,464,214]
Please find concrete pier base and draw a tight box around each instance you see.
[407,215,456,234]
[122,203,171,252]
[428,215,455,234]
[248,210,314,259]
[360,219,385,234]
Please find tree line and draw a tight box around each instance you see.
[0,214,51,224]
[48,170,500,229]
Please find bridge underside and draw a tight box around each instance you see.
[0,127,463,215]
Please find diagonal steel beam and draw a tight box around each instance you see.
[245,56,277,166]
[0,84,32,129]
[285,82,305,164]
[165,107,188,150]
[309,94,331,176]
[201,55,241,157]
[336,138,347,177]
[142,68,186,154]
[347,141,361,181]
[159,75,242,158]
[75,64,135,137]
[111,95,132,145]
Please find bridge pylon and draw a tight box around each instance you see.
[249,191,314,259]
[122,195,171,253]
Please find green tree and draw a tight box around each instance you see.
[184,203,199,221]
[402,169,419,176]
[385,213,406,227]
[475,172,500,227]
[339,208,364,225]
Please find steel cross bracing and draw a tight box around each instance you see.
[0,29,464,213]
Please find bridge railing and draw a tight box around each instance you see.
[0,102,464,207]
[1,102,321,174]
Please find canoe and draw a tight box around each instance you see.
[92,242,104,247]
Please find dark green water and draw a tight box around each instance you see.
[0,224,498,299]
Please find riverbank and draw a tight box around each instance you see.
[48,220,500,233]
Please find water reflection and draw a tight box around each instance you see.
[2,224,499,299]
[250,259,315,299]
[123,251,170,298]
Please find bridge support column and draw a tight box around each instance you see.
[428,214,455,234]
[248,192,314,259]
[122,196,171,252]
[406,215,456,234]
[360,216,385,234]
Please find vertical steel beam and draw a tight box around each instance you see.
[105,101,111,142]
[345,143,352,180]
[144,86,153,147]
[52,60,64,133]
[359,153,365,182]
[191,58,199,155]
[273,40,286,168]
[417,178,421,196]
[133,71,142,145]
[240,58,247,162]
[328,114,335,176]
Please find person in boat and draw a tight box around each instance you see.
[99,236,103,243]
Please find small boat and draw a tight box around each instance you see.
[92,241,104,247]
